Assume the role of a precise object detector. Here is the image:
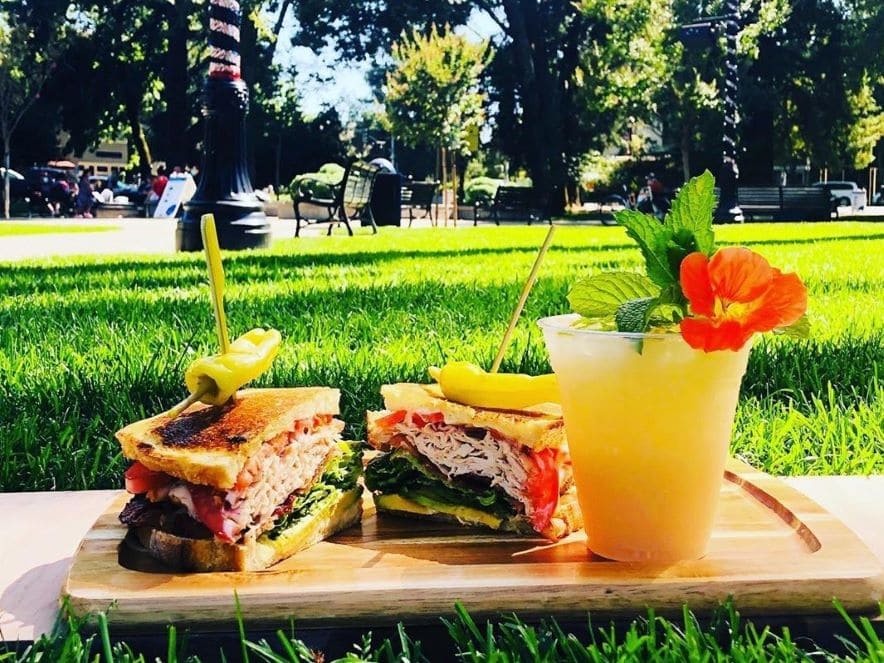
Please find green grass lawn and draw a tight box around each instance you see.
[0,222,116,237]
[0,222,882,491]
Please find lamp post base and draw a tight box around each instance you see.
[714,156,744,224]
[177,198,270,251]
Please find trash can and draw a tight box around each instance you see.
[369,159,401,226]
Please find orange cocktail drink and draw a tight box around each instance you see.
[539,314,752,562]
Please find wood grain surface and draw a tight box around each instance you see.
[63,459,884,629]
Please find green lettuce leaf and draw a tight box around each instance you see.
[266,442,363,539]
[364,450,516,519]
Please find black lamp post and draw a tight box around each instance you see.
[176,0,271,251]
[679,0,744,222]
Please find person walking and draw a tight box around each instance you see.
[75,171,93,218]
[152,166,169,199]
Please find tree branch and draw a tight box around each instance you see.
[473,0,510,36]
[273,0,294,36]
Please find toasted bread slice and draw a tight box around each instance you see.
[132,486,363,572]
[116,387,340,490]
[368,383,565,451]
[373,487,582,542]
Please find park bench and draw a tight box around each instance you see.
[401,180,439,227]
[737,186,835,221]
[293,161,381,236]
[473,185,551,226]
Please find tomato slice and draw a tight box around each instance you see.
[411,411,445,427]
[523,448,560,532]
[375,410,407,428]
[190,486,237,543]
[124,462,171,495]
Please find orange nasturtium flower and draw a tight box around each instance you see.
[679,247,808,352]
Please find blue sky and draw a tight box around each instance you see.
[271,8,502,119]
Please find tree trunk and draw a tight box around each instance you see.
[275,134,282,199]
[125,97,153,179]
[441,145,448,226]
[3,143,10,219]
[451,151,458,227]
[680,124,691,182]
[163,0,191,169]
[501,0,566,214]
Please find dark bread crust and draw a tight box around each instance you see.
[132,486,363,572]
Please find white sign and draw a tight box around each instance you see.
[154,174,196,218]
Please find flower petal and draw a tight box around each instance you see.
[708,247,774,303]
[680,317,754,352]
[680,252,715,317]
[745,270,808,332]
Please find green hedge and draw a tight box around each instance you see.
[463,176,531,205]
[289,163,345,201]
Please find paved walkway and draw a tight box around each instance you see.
[1,209,880,262]
[0,218,306,262]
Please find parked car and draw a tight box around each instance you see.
[811,181,867,211]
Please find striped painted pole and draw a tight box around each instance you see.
[208,0,242,80]
[176,0,270,250]
[715,0,743,222]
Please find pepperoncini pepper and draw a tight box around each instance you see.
[428,361,560,410]
[183,328,281,406]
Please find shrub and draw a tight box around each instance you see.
[463,176,532,205]
[289,162,345,200]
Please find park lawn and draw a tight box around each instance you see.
[0,222,116,237]
[0,222,882,491]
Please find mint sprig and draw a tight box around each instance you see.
[571,170,718,333]
[567,272,658,318]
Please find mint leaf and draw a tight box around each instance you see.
[664,169,716,256]
[615,297,657,333]
[665,227,702,284]
[568,272,659,318]
[773,314,811,339]
[648,303,685,326]
[614,209,675,288]
[657,283,687,307]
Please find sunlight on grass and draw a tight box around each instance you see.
[0,222,882,490]
[0,222,116,237]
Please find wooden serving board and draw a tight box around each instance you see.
[64,459,884,628]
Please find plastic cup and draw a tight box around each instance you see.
[538,314,752,562]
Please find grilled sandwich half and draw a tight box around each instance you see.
[365,383,582,541]
[115,388,362,571]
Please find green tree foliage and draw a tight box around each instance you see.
[385,26,489,156]
[385,25,490,221]
[0,1,66,217]
[846,73,884,170]
[656,0,791,183]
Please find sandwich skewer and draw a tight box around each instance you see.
[490,224,556,373]
[201,213,232,354]
[165,215,283,419]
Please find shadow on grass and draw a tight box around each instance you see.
[1,230,881,299]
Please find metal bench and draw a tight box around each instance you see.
[736,187,835,221]
[473,185,551,226]
[294,161,381,236]
[402,181,439,227]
